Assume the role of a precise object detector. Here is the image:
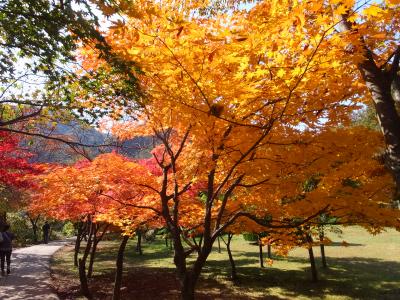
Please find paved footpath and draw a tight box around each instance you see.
[0,239,74,300]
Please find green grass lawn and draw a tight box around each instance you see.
[51,226,400,299]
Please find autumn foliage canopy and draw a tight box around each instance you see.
[26,0,400,298]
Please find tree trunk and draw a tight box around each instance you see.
[28,215,39,243]
[112,235,129,300]
[78,220,94,298]
[338,14,400,198]
[365,71,400,197]
[306,234,318,282]
[217,236,221,253]
[87,225,100,278]
[78,257,91,299]
[174,232,210,300]
[267,244,272,259]
[32,224,38,243]
[319,228,327,269]
[74,222,84,267]
[136,230,143,255]
[258,237,264,268]
[181,273,196,300]
[88,224,109,278]
[225,233,237,281]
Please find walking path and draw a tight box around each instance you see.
[0,239,73,300]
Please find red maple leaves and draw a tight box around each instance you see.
[0,132,41,188]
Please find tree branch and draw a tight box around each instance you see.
[0,127,114,148]
[213,205,330,239]
[0,107,43,127]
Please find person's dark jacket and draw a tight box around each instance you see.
[43,223,50,233]
[0,231,15,251]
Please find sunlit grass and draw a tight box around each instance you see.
[51,226,400,299]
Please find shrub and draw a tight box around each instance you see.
[7,212,35,246]
[62,221,76,237]
[242,232,258,242]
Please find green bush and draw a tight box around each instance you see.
[7,212,35,246]
[50,230,64,240]
[242,232,258,242]
[62,221,76,237]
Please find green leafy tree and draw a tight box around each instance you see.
[0,0,141,144]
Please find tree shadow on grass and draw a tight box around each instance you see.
[119,267,284,300]
[327,241,364,247]
[94,239,175,269]
[62,240,399,299]
[203,254,400,300]
[95,241,400,299]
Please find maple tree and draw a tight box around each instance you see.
[0,132,38,188]
[88,0,400,193]
[17,1,395,298]
[223,0,400,196]
[330,0,400,197]
[73,1,400,298]
[31,128,400,297]
[254,0,400,198]
[0,0,145,160]
[0,131,41,225]
[30,152,162,297]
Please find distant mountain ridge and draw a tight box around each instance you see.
[26,122,153,164]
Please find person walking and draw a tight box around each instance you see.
[0,224,15,276]
[42,221,50,244]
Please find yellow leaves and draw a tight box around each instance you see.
[347,13,359,23]
[309,1,323,13]
[331,60,341,68]
[330,0,355,7]
[330,0,344,4]
[247,68,269,80]
[127,48,141,56]
[291,66,303,76]
[205,33,226,42]
[335,5,349,15]
[276,69,286,77]
[363,5,385,17]
[330,0,355,15]
[291,5,306,27]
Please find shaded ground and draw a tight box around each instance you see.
[0,240,74,300]
[51,227,400,299]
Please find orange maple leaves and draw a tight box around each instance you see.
[30,0,400,247]
[29,153,162,233]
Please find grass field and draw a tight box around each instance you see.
[51,226,400,299]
